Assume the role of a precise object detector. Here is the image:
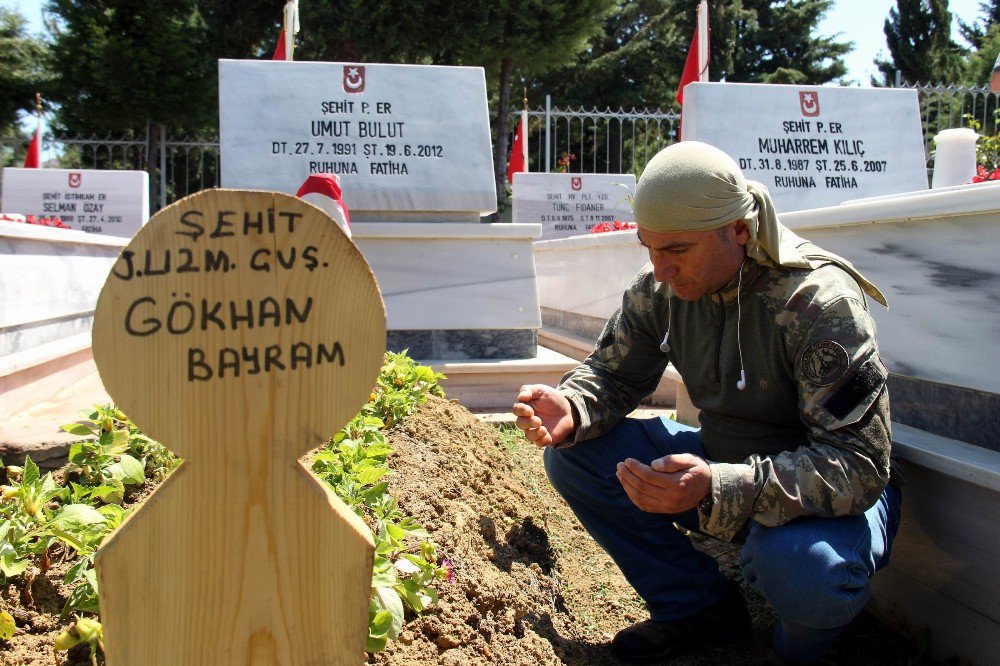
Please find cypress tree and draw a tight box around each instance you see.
[874,0,967,85]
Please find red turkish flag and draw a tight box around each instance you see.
[23,123,41,168]
[271,29,287,60]
[507,109,528,185]
[676,26,701,106]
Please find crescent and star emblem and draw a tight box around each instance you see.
[343,66,365,93]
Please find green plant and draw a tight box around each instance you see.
[60,405,179,503]
[494,421,525,453]
[311,413,450,653]
[365,350,445,428]
[0,352,443,658]
[60,505,127,618]
[311,351,451,652]
[0,456,109,605]
[54,616,104,666]
[965,111,1000,174]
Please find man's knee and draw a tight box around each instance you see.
[740,521,870,628]
[543,437,614,495]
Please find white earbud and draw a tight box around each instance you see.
[735,261,747,391]
[659,330,670,353]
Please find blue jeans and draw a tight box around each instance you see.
[543,416,902,662]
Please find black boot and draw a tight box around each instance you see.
[611,581,752,664]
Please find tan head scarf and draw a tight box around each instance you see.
[633,141,887,306]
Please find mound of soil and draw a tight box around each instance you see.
[373,395,925,666]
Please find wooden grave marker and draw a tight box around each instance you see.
[91,189,386,664]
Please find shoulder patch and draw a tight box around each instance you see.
[801,340,849,386]
[824,357,887,420]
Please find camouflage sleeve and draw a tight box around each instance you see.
[700,294,891,541]
[555,271,670,447]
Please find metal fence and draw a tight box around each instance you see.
[1,82,996,213]
[523,98,679,179]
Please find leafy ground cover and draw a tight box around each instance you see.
[0,353,946,664]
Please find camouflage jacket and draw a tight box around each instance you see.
[556,244,892,542]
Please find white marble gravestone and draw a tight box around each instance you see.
[219,60,541,359]
[219,60,495,218]
[512,173,636,239]
[1,168,148,237]
[681,83,928,212]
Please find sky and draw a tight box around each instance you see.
[0,0,992,85]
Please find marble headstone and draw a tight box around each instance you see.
[217,60,541,361]
[681,83,928,212]
[512,173,636,239]
[219,60,496,217]
[1,168,149,237]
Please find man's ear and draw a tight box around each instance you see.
[733,219,751,246]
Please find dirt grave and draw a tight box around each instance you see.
[370,395,930,666]
[1,394,937,665]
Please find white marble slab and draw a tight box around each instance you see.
[0,222,124,358]
[352,223,541,330]
[782,181,1000,230]
[219,60,496,215]
[801,215,1000,395]
[534,230,646,320]
[682,83,928,213]
[512,173,636,239]
[1,167,149,237]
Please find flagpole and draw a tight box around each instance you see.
[35,92,42,166]
[283,1,297,61]
[521,88,529,172]
[697,0,709,82]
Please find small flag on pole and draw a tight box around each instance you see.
[675,1,709,139]
[297,173,351,238]
[676,31,700,106]
[272,1,299,60]
[23,93,42,169]
[506,91,529,185]
[271,29,287,60]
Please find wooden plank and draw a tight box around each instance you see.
[92,190,385,664]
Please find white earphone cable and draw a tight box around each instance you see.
[736,260,747,391]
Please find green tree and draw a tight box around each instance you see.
[963,21,1000,85]
[529,1,686,112]
[295,2,457,63]
[534,0,849,112]
[0,8,48,132]
[48,1,211,136]
[957,0,1000,50]
[874,0,967,85]
[470,1,615,209]
[46,0,279,137]
[726,0,849,85]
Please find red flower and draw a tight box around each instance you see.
[591,220,637,234]
[972,165,1000,183]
